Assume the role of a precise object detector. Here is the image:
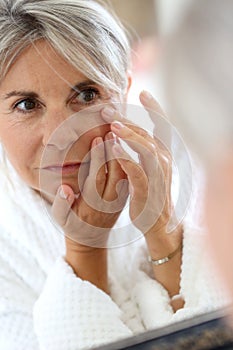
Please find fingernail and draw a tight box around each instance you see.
[105,131,113,140]
[105,132,116,143]
[59,187,68,199]
[94,137,103,146]
[102,107,116,119]
[111,121,124,130]
[141,90,153,101]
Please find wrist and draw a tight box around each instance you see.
[148,241,182,266]
[65,238,109,294]
[144,224,183,307]
[65,240,107,270]
[65,236,103,253]
[145,224,183,259]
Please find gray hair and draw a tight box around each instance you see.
[0,0,131,95]
[164,0,233,161]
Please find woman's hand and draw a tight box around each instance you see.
[101,91,183,306]
[101,93,172,240]
[52,131,128,246]
[51,131,128,293]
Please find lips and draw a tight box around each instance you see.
[42,162,83,175]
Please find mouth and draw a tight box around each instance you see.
[42,162,85,175]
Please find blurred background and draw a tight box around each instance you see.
[100,0,202,227]
[101,0,193,107]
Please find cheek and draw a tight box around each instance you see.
[0,125,21,160]
[0,122,39,174]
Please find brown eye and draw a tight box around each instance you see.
[75,88,100,104]
[15,99,37,111]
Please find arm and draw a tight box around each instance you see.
[130,223,229,330]
[51,132,128,294]
[146,225,184,311]
[101,93,183,310]
[65,239,109,294]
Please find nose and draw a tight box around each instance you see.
[42,109,78,150]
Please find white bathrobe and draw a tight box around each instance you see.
[0,148,229,350]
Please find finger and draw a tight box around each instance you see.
[101,106,127,124]
[51,185,76,227]
[139,90,171,149]
[101,106,162,150]
[101,106,148,137]
[76,160,91,194]
[139,90,166,117]
[102,106,171,176]
[112,143,148,199]
[114,143,168,233]
[113,142,166,206]
[111,120,172,177]
[111,121,156,153]
[103,132,127,202]
[81,137,106,210]
[102,104,170,158]
[111,121,159,178]
[110,124,171,213]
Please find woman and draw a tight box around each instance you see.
[0,1,227,349]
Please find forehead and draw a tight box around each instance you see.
[0,40,86,92]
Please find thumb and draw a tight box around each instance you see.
[51,185,76,227]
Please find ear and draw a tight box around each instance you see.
[126,71,132,96]
[121,72,132,105]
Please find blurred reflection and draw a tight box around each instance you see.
[164,0,233,327]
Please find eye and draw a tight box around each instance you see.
[14,98,39,113]
[73,88,100,105]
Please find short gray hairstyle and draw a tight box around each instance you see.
[165,0,233,161]
[0,0,131,95]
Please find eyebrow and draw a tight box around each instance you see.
[1,80,97,100]
[3,91,39,100]
[72,80,97,93]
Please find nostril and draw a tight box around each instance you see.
[43,126,78,150]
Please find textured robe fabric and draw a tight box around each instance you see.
[0,149,230,350]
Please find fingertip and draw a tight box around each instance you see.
[59,186,68,199]
[101,106,116,119]
[140,91,165,118]
[91,137,103,148]
[101,107,120,123]
[140,90,154,104]
[52,185,76,226]
[105,131,115,142]
[58,185,75,204]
